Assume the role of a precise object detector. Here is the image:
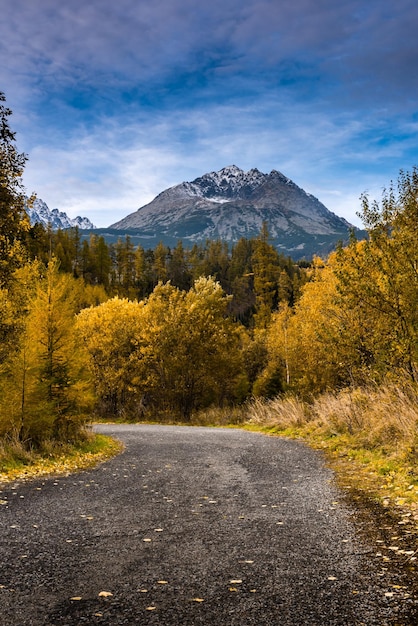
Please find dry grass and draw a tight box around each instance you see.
[311,385,418,451]
[190,406,247,427]
[244,383,418,528]
[247,383,418,457]
[246,395,310,428]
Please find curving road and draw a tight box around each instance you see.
[0,425,416,625]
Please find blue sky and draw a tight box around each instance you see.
[1,0,417,227]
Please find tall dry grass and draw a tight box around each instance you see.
[246,383,418,457]
[246,395,310,429]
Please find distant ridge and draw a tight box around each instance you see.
[109,166,359,259]
[26,198,95,230]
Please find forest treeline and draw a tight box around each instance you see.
[2,221,312,429]
[26,221,309,325]
[2,90,418,454]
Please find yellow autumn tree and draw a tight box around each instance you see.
[77,277,245,420]
[134,277,243,419]
[254,169,418,399]
[334,169,418,381]
[76,296,144,417]
[260,256,358,396]
[0,260,93,445]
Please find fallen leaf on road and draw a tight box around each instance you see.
[327,576,337,581]
[70,597,82,601]
[192,598,204,602]
[98,591,113,597]
[230,580,242,584]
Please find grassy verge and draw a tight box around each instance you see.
[196,384,418,537]
[0,432,123,483]
[246,421,418,521]
[240,386,418,550]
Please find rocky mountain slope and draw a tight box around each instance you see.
[26,198,95,230]
[109,166,357,258]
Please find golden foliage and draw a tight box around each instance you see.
[77,277,245,419]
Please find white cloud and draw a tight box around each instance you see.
[19,93,414,228]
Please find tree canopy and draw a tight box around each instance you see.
[0,91,30,287]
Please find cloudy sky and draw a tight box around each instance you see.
[1,0,417,227]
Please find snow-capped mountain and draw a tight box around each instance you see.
[26,198,95,230]
[109,166,359,259]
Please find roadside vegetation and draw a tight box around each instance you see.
[193,386,418,557]
[244,386,418,509]
[0,433,123,482]
[0,87,417,543]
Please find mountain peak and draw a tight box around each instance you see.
[217,164,243,176]
[109,166,356,259]
[26,198,95,230]
[190,165,267,200]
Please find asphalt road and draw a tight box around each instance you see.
[0,424,416,625]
